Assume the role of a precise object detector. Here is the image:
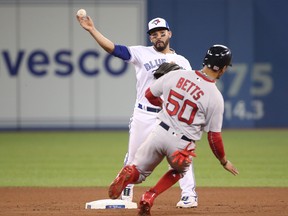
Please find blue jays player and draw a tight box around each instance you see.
[76,15,198,207]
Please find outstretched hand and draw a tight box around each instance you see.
[76,15,94,32]
[222,160,239,176]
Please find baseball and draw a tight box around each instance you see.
[77,9,87,17]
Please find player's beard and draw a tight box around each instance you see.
[153,38,170,52]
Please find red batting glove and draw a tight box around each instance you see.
[172,149,196,166]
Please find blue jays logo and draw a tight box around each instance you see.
[152,19,161,25]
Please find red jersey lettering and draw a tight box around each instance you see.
[176,77,185,88]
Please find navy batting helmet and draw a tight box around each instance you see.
[203,44,232,71]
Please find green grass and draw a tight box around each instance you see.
[193,129,288,187]
[0,129,287,187]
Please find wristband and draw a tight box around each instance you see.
[221,160,228,166]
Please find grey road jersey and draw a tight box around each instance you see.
[149,70,224,141]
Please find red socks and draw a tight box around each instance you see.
[129,165,140,183]
[150,169,181,195]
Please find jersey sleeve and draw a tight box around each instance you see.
[149,74,166,97]
[173,54,192,70]
[111,45,131,60]
[204,93,224,132]
[126,46,145,65]
[182,58,192,70]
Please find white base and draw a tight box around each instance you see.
[85,199,137,209]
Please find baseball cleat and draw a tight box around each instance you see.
[109,165,137,199]
[138,190,157,216]
[176,196,198,208]
[138,201,151,216]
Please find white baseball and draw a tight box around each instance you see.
[77,9,87,17]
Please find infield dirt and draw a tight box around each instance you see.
[0,187,287,216]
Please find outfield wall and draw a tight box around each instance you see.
[0,0,287,129]
[0,0,145,129]
[147,0,287,128]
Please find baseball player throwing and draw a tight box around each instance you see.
[76,15,198,207]
[108,44,239,216]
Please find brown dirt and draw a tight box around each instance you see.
[0,187,287,216]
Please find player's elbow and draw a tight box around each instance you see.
[145,88,153,102]
[145,88,162,107]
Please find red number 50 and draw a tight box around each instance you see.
[166,89,198,125]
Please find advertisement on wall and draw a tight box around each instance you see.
[0,0,146,129]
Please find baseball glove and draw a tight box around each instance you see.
[153,62,182,79]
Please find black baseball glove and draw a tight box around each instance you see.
[153,62,182,79]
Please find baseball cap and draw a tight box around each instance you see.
[147,17,170,34]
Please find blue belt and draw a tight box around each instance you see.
[138,103,161,113]
[159,121,194,142]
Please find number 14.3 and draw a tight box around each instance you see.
[224,100,264,120]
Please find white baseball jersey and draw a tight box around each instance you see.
[127,46,192,108]
[149,69,224,141]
